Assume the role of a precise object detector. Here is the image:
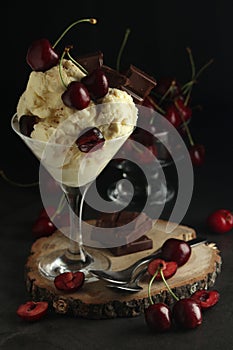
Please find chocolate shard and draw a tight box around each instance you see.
[101,65,129,88]
[76,51,104,73]
[122,65,157,103]
[110,235,153,256]
[91,211,153,255]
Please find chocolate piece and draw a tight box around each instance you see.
[102,65,128,88]
[122,65,157,103]
[110,235,153,256]
[76,51,104,73]
[91,211,153,249]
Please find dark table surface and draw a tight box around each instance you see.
[1,106,233,350]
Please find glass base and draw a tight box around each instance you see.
[107,180,175,207]
[38,248,111,282]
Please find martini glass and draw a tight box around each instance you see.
[11,112,133,281]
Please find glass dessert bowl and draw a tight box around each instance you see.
[11,112,135,280]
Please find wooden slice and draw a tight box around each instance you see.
[25,220,221,319]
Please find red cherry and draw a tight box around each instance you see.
[191,289,220,310]
[54,271,85,292]
[26,38,59,72]
[17,301,48,321]
[175,97,192,122]
[145,303,172,332]
[81,68,109,99]
[164,105,181,128]
[38,206,56,219]
[62,81,90,110]
[161,238,191,267]
[173,298,202,329]
[207,209,233,233]
[32,217,56,237]
[189,144,205,166]
[147,258,178,280]
[76,127,105,153]
[19,115,38,137]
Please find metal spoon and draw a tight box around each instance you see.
[106,267,147,292]
[90,237,207,284]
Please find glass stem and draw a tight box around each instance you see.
[61,183,91,263]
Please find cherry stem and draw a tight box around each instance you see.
[174,99,194,146]
[59,49,69,89]
[148,267,160,305]
[158,80,176,106]
[160,268,179,302]
[66,50,88,75]
[147,95,165,115]
[116,28,131,72]
[0,170,38,187]
[52,18,97,49]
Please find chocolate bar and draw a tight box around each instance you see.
[91,211,153,255]
[76,51,104,73]
[102,65,128,88]
[122,65,157,103]
[109,235,153,256]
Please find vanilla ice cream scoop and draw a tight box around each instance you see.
[16,58,138,186]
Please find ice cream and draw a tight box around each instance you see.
[15,59,138,186]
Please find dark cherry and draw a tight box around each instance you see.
[145,303,172,332]
[165,105,182,128]
[189,144,205,166]
[207,209,233,234]
[19,115,38,137]
[76,127,105,153]
[173,298,202,329]
[26,38,59,72]
[54,271,85,292]
[32,216,56,237]
[175,97,192,122]
[17,301,48,321]
[147,258,178,280]
[81,68,108,99]
[191,289,220,310]
[161,238,191,267]
[62,81,90,110]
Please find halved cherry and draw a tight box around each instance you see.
[54,271,85,292]
[76,127,105,153]
[147,258,178,280]
[191,289,220,310]
[17,301,48,321]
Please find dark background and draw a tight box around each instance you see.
[2,0,233,179]
[1,2,233,349]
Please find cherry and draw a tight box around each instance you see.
[26,18,97,72]
[62,81,90,110]
[145,303,172,332]
[161,238,191,267]
[207,209,233,234]
[54,271,85,292]
[174,97,192,123]
[189,144,205,166]
[76,127,105,153]
[19,115,38,137]
[191,289,220,310]
[38,206,56,219]
[17,301,48,321]
[164,105,182,128]
[147,258,177,280]
[81,68,109,99]
[173,298,202,329]
[32,216,56,237]
[26,38,59,72]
